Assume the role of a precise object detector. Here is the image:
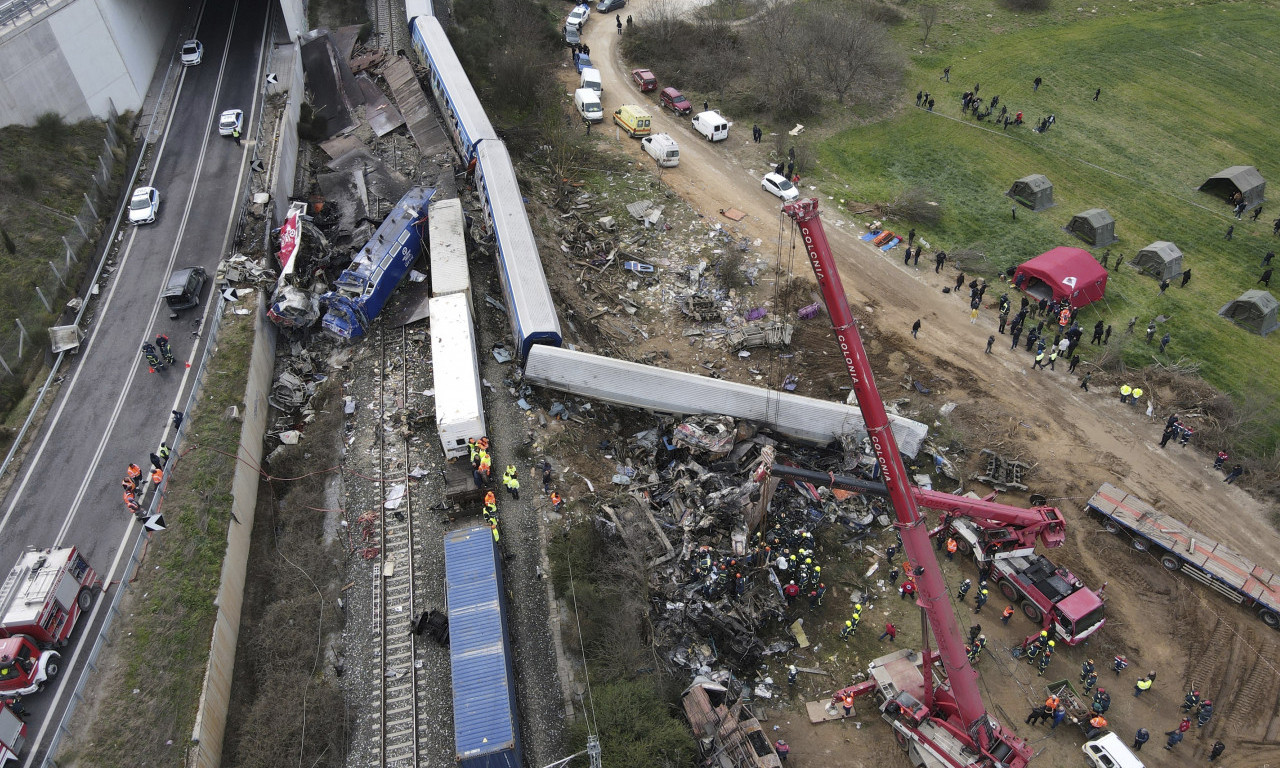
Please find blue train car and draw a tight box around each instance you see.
[474,140,562,359]
[320,186,435,340]
[444,527,523,768]
[409,15,498,163]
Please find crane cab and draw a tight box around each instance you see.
[0,636,59,696]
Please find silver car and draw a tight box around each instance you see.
[128,187,159,225]
[180,39,203,66]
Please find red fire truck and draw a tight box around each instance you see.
[0,547,101,696]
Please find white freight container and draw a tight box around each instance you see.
[431,293,486,458]
[429,198,472,317]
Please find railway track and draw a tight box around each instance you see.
[370,0,408,54]
[373,325,419,767]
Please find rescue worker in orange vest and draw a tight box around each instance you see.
[1045,694,1060,711]
[1086,714,1108,739]
[841,692,855,716]
[484,490,496,508]
[550,491,564,513]
[945,538,958,560]
[127,463,143,484]
[1001,605,1015,625]
[122,476,137,493]
[150,467,164,486]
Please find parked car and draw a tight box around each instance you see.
[597,0,625,11]
[574,52,593,73]
[565,24,581,46]
[659,87,692,115]
[567,4,591,29]
[164,266,208,314]
[218,109,243,136]
[180,39,203,66]
[128,187,159,225]
[761,172,799,202]
[631,68,657,92]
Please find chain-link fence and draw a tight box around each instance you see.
[0,102,125,380]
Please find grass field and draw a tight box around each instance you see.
[813,0,1280,450]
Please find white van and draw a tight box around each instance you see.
[1083,733,1145,768]
[692,110,730,142]
[574,88,603,123]
[642,134,680,167]
[580,67,602,94]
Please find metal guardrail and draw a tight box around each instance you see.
[0,0,50,27]
[39,290,229,767]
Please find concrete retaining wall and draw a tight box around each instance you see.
[270,42,304,223]
[0,0,179,126]
[188,294,276,768]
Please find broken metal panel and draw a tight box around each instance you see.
[682,679,783,768]
[974,449,1030,491]
[48,325,83,354]
[523,346,928,455]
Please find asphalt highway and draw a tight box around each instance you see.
[0,0,271,763]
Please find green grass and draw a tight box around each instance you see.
[817,1,1280,450]
[62,312,255,766]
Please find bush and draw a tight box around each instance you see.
[565,679,697,768]
[1000,0,1051,9]
[34,111,67,145]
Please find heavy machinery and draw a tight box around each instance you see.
[0,547,101,697]
[773,465,1106,644]
[780,198,1032,768]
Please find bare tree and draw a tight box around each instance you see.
[802,2,905,106]
[920,3,939,45]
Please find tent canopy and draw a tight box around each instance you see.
[1007,174,1054,211]
[1199,166,1266,210]
[1133,241,1184,281]
[1067,208,1117,247]
[1219,290,1279,336]
[1014,246,1108,309]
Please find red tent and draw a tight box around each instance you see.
[1013,246,1108,309]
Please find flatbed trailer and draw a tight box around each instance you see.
[1086,482,1280,629]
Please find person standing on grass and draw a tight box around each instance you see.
[1094,88,1101,101]
[1033,76,1042,91]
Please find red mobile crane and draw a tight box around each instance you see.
[782,198,1032,768]
[772,464,1107,645]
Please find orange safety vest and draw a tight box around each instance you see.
[1002,606,1015,618]
[1045,695,1060,710]
[550,492,562,506]
[150,468,164,485]
[1059,308,1071,325]
[842,693,854,708]
[127,464,142,480]
[1090,716,1107,729]
[946,539,958,553]
[484,491,496,507]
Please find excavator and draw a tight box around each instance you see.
[778,198,1033,768]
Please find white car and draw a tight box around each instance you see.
[566,4,590,29]
[761,172,799,202]
[128,187,159,225]
[180,39,203,66]
[219,109,244,136]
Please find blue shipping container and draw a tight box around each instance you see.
[444,527,523,768]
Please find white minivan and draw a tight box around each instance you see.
[1083,733,1145,768]
[574,88,603,123]
[692,110,730,142]
[580,67,603,94]
[642,134,680,167]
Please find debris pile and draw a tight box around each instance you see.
[566,412,901,680]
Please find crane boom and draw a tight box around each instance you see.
[769,463,1066,550]
[783,199,1032,767]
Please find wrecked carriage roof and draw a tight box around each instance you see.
[523,346,928,456]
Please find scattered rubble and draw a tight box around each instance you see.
[974,448,1031,491]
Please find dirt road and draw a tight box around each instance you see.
[575,10,1280,766]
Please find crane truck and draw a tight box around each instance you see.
[773,465,1107,645]
[0,547,101,697]
[780,198,1032,768]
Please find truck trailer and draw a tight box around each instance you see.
[1087,482,1280,629]
[444,527,522,768]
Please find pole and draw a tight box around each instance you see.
[14,319,26,359]
[35,286,51,313]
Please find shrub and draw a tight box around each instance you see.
[883,186,942,226]
[1001,0,1051,9]
[34,111,67,145]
